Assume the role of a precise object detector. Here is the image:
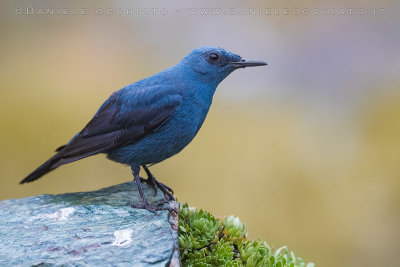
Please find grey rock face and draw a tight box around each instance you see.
[0,182,179,267]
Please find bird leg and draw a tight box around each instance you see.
[127,166,169,212]
[139,176,158,196]
[142,165,174,201]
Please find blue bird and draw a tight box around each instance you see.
[20,47,267,211]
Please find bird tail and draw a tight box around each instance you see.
[20,155,61,184]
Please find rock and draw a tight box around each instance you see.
[0,182,180,267]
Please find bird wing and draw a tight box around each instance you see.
[20,85,183,184]
[53,86,183,167]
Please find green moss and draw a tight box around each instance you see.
[178,203,314,267]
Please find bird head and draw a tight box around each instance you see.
[180,46,267,86]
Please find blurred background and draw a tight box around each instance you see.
[1,0,399,266]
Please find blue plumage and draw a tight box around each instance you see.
[21,46,266,211]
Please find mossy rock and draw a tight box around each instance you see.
[0,182,313,266]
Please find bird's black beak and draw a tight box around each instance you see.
[229,59,267,68]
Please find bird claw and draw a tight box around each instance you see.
[139,177,158,196]
[159,182,174,195]
[126,200,169,213]
[140,166,175,200]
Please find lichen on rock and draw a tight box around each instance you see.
[0,182,179,266]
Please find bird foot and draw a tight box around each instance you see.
[139,176,174,201]
[157,183,175,201]
[139,177,158,196]
[126,200,169,213]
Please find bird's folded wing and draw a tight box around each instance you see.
[53,86,183,167]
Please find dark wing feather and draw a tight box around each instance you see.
[54,91,181,166]
[20,86,183,183]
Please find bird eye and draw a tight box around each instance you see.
[209,53,219,62]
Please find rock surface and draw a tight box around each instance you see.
[0,182,180,266]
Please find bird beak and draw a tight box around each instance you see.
[229,59,268,68]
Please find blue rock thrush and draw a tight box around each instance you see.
[20,47,267,211]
